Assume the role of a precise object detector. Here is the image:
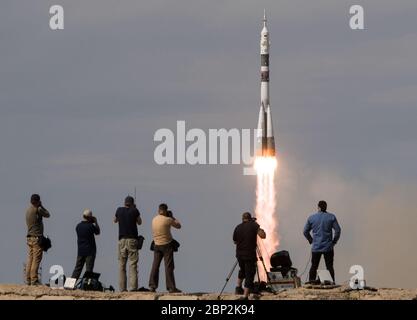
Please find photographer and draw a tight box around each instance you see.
[149,204,182,293]
[25,194,50,286]
[233,212,266,300]
[114,196,142,292]
[71,209,100,279]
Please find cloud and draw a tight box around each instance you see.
[276,156,417,288]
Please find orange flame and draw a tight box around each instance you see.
[254,156,279,281]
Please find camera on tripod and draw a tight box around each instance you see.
[267,250,301,290]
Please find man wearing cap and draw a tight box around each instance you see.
[233,212,266,300]
[114,196,142,292]
[25,194,50,285]
[71,209,101,279]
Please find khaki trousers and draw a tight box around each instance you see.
[26,237,43,284]
[118,238,139,291]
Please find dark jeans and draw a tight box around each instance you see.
[237,257,257,290]
[309,250,335,282]
[149,243,176,290]
[71,255,95,279]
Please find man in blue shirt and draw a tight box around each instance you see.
[71,209,100,279]
[303,201,341,283]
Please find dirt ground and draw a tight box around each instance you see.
[0,284,416,300]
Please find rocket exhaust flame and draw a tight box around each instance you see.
[254,156,279,281]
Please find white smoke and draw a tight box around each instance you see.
[275,157,417,288]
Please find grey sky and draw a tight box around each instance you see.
[1,0,416,291]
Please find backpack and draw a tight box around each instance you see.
[136,235,145,250]
[38,236,52,252]
[78,277,103,292]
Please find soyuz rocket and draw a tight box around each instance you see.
[256,10,276,157]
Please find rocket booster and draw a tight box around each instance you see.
[256,10,275,157]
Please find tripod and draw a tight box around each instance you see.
[255,245,276,294]
[217,245,276,299]
[256,246,269,279]
[217,260,239,300]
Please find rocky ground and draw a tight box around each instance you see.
[0,284,416,300]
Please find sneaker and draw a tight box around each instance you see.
[168,288,182,294]
[31,280,42,286]
[149,287,156,292]
[235,286,244,295]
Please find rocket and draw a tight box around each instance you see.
[256,10,275,157]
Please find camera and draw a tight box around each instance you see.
[86,215,97,223]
